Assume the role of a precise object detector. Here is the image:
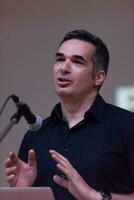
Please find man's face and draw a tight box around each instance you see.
[53,39,98,99]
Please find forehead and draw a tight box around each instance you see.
[58,39,95,58]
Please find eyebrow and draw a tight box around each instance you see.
[55,52,86,64]
[55,52,64,58]
[73,55,86,63]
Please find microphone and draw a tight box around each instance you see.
[11,95,42,131]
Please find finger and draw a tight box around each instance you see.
[56,163,72,179]
[9,152,19,164]
[5,158,13,168]
[49,150,70,167]
[28,149,37,167]
[49,150,67,161]
[6,174,16,185]
[4,152,18,168]
[49,150,77,178]
[5,166,17,176]
[50,150,79,181]
[53,175,68,189]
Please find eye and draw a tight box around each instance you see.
[73,60,84,65]
[56,57,65,62]
[72,55,86,65]
[76,60,83,64]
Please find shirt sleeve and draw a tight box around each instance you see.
[18,131,32,162]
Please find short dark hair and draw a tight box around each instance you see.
[59,29,110,75]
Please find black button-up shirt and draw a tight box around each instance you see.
[18,94,134,200]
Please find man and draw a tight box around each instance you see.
[5,30,134,200]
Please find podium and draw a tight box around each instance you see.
[0,187,55,200]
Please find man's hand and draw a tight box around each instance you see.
[49,150,101,200]
[4,149,37,187]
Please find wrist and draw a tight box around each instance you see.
[88,190,112,200]
[88,190,102,200]
[100,190,112,200]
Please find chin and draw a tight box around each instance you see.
[56,89,73,97]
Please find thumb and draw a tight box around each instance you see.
[28,149,37,167]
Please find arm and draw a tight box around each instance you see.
[4,149,37,187]
[49,150,134,200]
[111,194,134,200]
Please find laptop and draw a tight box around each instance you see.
[0,187,55,200]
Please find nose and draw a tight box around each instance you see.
[60,59,71,74]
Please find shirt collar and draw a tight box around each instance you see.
[85,93,106,122]
[51,103,63,122]
[51,93,106,123]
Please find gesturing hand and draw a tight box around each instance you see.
[49,150,101,200]
[5,149,37,187]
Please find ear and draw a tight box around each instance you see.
[94,70,106,87]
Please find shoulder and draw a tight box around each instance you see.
[103,103,134,147]
[105,103,134,122]
[22,116,52,144]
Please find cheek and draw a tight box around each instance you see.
[52,68,57,85]
[75,71,94,88]
[53,65,58,76]
[76,71,92,83]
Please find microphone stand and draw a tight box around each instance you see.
[0,110,22,143]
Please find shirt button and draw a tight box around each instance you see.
[64,148,69,152]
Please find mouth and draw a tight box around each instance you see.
[56,77,72,87]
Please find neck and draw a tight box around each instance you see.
[60,92,98,128]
